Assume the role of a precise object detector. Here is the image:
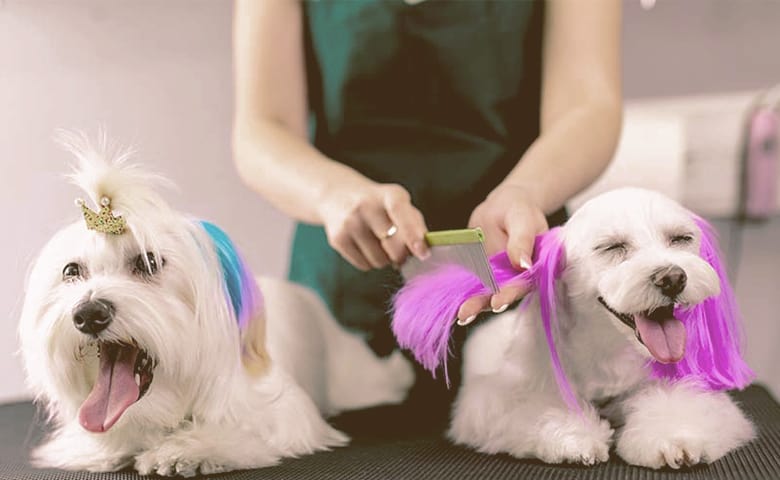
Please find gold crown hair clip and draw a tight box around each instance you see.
[75,196,127,235]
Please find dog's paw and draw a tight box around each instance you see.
[535,425,612,465]
[541,439,610,466]
[134,435,279,476]
[531,415,613,465]
[659,440,704,469]
[134,449,210,477]
[576,441,611,466]
[135,451,264,477]
[198,459,231,475]
[617,435,707,469]
[134,456,198,477]
[616,385,757,469]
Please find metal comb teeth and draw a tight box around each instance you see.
[400,228,498,293]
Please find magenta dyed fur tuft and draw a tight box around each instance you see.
[391,251,529,382]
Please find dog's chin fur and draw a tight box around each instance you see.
[18,134,414,476]
[448,188,755,469]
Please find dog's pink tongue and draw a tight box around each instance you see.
[635,311,686,364]
[78,344,140,433]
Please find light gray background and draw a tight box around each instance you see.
[2,0,779,403]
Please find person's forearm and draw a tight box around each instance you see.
[498,100,622,215]
[232,0,374,225]
[232,119,372,225]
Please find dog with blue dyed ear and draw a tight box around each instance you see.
[18,132,414,476]
[393,187,755,469]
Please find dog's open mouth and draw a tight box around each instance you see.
[597,297,686,364]
[78,341,155,433]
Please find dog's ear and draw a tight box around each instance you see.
[651,216,754,390]
[531,228,581,412]
[199,221,271,376]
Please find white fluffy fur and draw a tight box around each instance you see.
[18,134,414,476]
[449,188,755,468]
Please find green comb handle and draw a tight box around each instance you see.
[424,228,486,246]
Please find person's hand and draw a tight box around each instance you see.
[457,184,549,324]
[317,181,430,271]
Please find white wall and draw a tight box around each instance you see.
[2,1,780,403]
[623,0,780,98]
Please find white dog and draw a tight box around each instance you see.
[393,188,756,469]
[18,135,414,476]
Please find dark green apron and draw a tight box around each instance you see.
[291,0,561,357]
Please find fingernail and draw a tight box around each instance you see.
[457,314,477,326]
[492,303,509,314]
[414,241,431,260]
[520,255,532,270]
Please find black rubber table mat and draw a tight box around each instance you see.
[1,384,779,479]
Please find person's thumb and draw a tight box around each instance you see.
[506,226,535,271]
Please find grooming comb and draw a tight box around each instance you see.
[401,228,499,293]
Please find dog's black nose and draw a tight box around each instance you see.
[73,299,114,335]
[652,266,687,298]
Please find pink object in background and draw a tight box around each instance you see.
[744,108,779,219]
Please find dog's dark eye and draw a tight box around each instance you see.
[670,234,693,246]
[133,252,164,277]
[62,262,82,281]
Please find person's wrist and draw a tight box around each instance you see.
[313,170,375,225]
[492,181,550,214]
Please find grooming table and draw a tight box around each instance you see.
[2,385,779,480]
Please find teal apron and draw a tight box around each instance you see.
[290,1,562,358]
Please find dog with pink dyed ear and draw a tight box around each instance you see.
[392,187,755,469]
